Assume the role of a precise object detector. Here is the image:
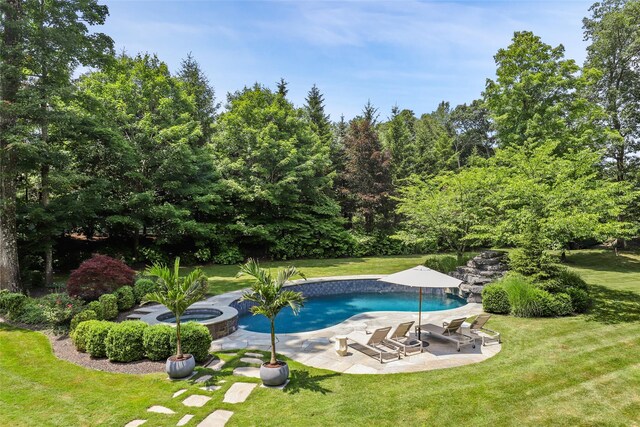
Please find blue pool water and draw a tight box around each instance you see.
[238,292,466,333]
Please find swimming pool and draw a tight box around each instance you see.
[238,291,466,333]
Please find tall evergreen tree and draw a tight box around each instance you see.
[304,84,332,146]
[177,53,218,145]
[276,78,288,97]
[381,105,416,182]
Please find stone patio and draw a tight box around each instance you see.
[210,293,501,374]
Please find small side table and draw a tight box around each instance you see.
[334,335,349,356]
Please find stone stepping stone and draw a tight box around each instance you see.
[205,359,225,371]
[125,420,147,427]
[199,385,222,392]
[182,394,212,408]
[195,375,212,383]
[244,352,264,359]
[197,410,234,427]
[260,379,289,390]
[177,414,194,426]
[173,389,188,398]
[223,382,257,404]
[232,366,260,379]
[147,405,175,415]
[223,352,237,356]
[240,357,263,365]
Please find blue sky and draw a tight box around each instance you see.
[101,0,593,119]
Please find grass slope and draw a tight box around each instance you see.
[1,250,639,426]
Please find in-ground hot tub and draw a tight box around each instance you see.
[140,304,238,339]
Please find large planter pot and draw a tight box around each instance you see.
[260,361,289,386]
[166,354,196,379]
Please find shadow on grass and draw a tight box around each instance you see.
[285,369,338,395]
[586,284,640,324]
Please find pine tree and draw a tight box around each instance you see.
[177,53,218,145]
[304,84,332,145]
[276,78,288,97]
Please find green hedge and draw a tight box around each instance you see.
[115,286,135,311]
[0,290,27,317]
[482,285,511,314]
[143,324,174,361]
[98,294,118,320]
[85,321,115,358]
[105,321,148,362]
[70,310,98,332]
[133,279,157,303]
[171,322,212,362]
[72,319,100,352]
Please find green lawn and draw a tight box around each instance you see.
[2,249,640,426]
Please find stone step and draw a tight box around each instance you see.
[477,250,506,259]
[223,382,257,404]
[126,313,145,320]
[197,410,234,427]
[177,415,194,426]
[473,257,503,266]
[182,394,211,408]
[232,366,260,379]
[147,405,175,415]
[124,420,147,427]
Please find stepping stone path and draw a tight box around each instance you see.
[195,375,212,383]
[173,389,188,398]
[182,394,212,408]
[244,352,264,359]
[124,420,147,427]
[197,410,234,427]
[148,405,176,415]
[260,379,289,390]
[199,385,222,392]
[239,357,263,365]
[232,366,260,379]
[205,359,225,371]
[223,382,257,404]
[177,414,194,426]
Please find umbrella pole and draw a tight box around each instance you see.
[418,287,422,341]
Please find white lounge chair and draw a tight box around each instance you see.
[419,317,476,352]
[383,321,423,356]
[349,326,401,363]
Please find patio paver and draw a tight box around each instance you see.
[182,394,212,408]
[124,420,147,427]
[147,405,175,415]
[223,382,257,404]
[232,366,260,379]
[196,410,234,427]
[177,414,194,426]
[239,357,263,365]
[172,389,187,398]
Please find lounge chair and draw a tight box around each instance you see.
[468,314,501,345]
[383,321,423,356]
[419,318,476,352]
[349,326,401,363]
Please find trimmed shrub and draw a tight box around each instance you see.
[66,254,136,300]
[133,278,157,303]
[98,294,118,320]
[87,301,103,319]
[171,322,211,362]
[567,287,591,313]
[70,310,98,332]
[143,324,174,361]
[0,290,27,317]
[482,285,511,314]
[537,291,573,317]
[105,320,148,362]
[85,321,115,358]
[554,268,588,291]
[72,319,100,352]
[115,286,135,311]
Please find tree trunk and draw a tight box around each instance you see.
[270,318,277,365]
[0,0,23,292]
[176,315,183,358]
[41,142,53,286]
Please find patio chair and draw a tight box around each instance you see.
[383,321,423,356]
[468,314,501,345]
[349,326,401,363]
[419,317,476,352]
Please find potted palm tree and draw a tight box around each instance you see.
[143,258,207,379]
[238,259,305,386]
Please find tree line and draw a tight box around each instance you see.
[1,0,639,290]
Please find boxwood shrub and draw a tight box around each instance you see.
[537,291,573,317]
[171,322,212,362]
[115,286,135,311]
[143,324,174,361]
[87,301,103,319]
[482,285,511,314]
[85,321,115,358]
[72,319,101,353]
[0,290,27,317]
[105,320,148,362]
[133,279,157,303]
[98,294,118,320]
[70,309,98,332]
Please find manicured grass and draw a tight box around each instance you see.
[1,249,639,426]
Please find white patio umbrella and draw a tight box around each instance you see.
[378,266,463,340]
